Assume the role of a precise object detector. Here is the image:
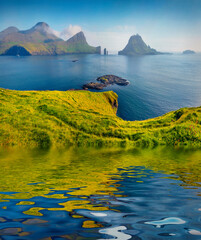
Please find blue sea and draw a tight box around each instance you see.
[0,53,200,120]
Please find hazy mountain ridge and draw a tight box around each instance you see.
[0,22,101,55]
[183,50,196,54]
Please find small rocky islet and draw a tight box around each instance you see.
[83,75,129,90]
[182,50,196,54]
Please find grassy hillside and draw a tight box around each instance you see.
[0,41,99,56]
[0,88,201,148]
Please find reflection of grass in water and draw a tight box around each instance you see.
[16,201,35,205]
[82,220,103,228]
[0,147,201,216]
[23,207,44,216]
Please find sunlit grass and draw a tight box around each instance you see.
[0,88,201,148]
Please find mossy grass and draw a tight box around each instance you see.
[0,88,201,148]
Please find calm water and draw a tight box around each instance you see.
[0,147,201,239]
[0,54,201,120]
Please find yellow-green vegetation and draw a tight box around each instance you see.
[0,88,201,148]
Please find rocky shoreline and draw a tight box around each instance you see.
[83,75,129,90]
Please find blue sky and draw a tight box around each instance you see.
[0,0,201,52]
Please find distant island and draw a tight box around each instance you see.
[183,50,196,54]
[118,34,161,56]
[0,22,101,56]
[83,75,129,90]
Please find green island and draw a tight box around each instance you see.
[0,88,201,148]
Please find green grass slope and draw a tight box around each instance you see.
[0,88,201,148]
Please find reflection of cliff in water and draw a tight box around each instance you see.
[0,147,201,202]
[4,45,31,56]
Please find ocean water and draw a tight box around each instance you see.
[0,147,201,239]
[0,53,200,120]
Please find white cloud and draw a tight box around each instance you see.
[50,24,82,40]
[49,29,60,37]
[60,25,82,40]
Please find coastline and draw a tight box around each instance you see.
[0,88,201,149]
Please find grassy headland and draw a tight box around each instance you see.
[0,88,201,148]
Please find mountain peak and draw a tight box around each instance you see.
[0,26,19,40]
[76,31,85,36]
[3,26,19,32]
[34,22,49,29]
[66,31,87,44]
[32,22,50,32]
[73,31,86,40]
[131,33,140,37]
[130,34,143,41]
[20,22,57,37]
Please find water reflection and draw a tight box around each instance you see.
[0,147,201,239]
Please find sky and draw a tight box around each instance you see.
[0,0,201,52]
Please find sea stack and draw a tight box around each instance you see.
[118,34,160,56]
[104,48,107,55]
[104,48,108,55]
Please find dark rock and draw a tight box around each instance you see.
[82,75,129,90]
[83,82,106,90]
[97,75,129,86]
